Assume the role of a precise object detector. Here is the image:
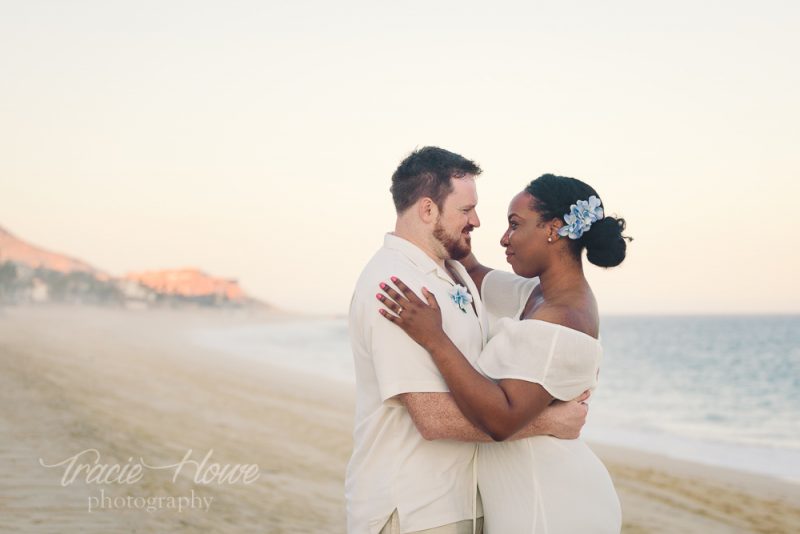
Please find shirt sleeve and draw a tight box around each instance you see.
[360,276,449,403]
[370,314,449,402]
[477,321,601,401]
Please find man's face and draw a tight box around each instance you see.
[433,176,480,260]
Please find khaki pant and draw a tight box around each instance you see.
[379,509,484,534]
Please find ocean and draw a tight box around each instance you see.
[189,314,800,483]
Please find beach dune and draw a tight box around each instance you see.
[0,307,797,533]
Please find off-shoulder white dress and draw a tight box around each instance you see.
[476,270,622,533]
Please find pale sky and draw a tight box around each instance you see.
[1,1,798,315]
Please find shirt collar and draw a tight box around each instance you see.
[383,233,486,341]
[383,233,459,285]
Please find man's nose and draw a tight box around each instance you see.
[469,211,480,228]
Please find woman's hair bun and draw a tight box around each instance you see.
[583,216,629,268]
[525,174,632,268]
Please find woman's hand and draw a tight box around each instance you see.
[376,277,447,351]
[378,277,555,441]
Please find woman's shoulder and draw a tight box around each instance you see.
[492,316,601,348]
[529,304,598,340]
[479,313,602,401]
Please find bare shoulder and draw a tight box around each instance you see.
[531,304,598,339]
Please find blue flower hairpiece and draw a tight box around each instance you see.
[557,195,604,240]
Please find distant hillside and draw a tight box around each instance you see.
[0,225,107,278]
[0,224,266,309]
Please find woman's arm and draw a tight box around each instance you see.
[458,252,493,296]
[378,278,554,441]
[425,333,553,441]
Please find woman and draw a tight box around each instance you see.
[376,174,629,533]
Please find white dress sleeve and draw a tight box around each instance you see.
[477,319,602,401]
[480,270,540,331]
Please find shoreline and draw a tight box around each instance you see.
[187,313,800,484]
[1,306,798,532]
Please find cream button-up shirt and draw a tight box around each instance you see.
[346,233,488,534]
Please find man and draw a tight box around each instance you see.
[346,147,588,534]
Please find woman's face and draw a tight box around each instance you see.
[500,191,553,278]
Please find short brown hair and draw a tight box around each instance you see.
[390,146,482,213]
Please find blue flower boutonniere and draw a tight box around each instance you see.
[449,285,473,313]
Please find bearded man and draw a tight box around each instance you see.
[345,146,587,534]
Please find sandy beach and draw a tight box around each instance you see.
[0,306,798,533]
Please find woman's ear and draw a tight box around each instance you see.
[549,218,564,240]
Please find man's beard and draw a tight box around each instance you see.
[433,220,472,260]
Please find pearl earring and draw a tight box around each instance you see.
[548,237,553,242]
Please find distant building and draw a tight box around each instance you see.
[124,268,246,306]
[31,277,49,303]
[116,278,157,309]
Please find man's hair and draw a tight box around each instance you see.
[390,146,482,213]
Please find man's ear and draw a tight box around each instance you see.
[417,197,440,224]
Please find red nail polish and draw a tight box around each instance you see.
[380,282,386,289]
[391,276,398,282]
[376,293,382,300]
